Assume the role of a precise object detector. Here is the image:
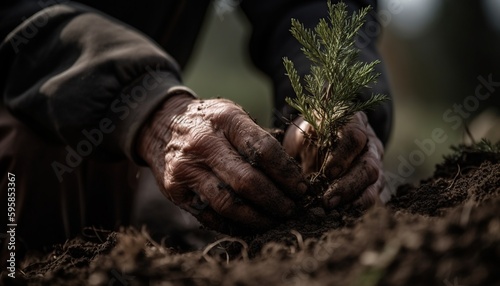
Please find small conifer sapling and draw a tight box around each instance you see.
[283,1,387,181]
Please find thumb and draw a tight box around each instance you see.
[283,117,320,174]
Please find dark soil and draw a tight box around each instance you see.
[3,145,500,286]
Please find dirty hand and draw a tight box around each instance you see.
[138,93,308,233]
[282,112,385,209]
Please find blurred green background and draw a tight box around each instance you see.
[183,5,272,127]
[183,1,500,190]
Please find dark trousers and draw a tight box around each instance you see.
[0,105,137,258]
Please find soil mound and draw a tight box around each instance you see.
[4,145,500,285]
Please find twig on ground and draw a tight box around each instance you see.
[291,230,305,251]
[447,164,462,190]
[202,237,249,264]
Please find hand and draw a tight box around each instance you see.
[137,94,308,233]
[283,112,385,209]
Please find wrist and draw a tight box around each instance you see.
[137,93,194,165]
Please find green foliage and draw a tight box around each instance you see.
[473,138,500,153]
[445,139,500,163]
[283,1,387,162]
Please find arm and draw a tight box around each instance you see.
[0,2,308,232]
[136,94,307,233]
[0,3,190,163]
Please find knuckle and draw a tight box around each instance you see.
[163,157,181,184]
[175,129,227,162]
[351,127,368,147]
[242,133,279,166]
[337,127,367,155]
[366,147,382,164]
[185,194,209,215]
[325,182,341,199]
[363,158,379,182]
[209,100,245,122]
[368,139,384,160]
[211,190,235,215]
[364,187,378,202]
[254,134,279,156]
[356,111,368,125]
[169,157,190,177]
[185,130,217,152]
[326,164,343,179]
[355,189,377,208]
[162,180,186,204]
[376,173,386,194]
[238,166,259,187]
[169,160,205,190]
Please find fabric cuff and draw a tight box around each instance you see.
[106,70,197,165]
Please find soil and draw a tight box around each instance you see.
[3,145,500,286]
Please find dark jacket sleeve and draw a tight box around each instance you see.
[0,2,195,164]
[241,0,392,145]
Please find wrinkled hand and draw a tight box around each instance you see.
[283,112,385,209]
[138,93,308,233]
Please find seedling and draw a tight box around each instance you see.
[283,1,387,180]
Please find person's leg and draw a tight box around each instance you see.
[0,106,70,254]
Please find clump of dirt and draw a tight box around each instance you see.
[5,145,500,286]
[389,145,500,216]
[12,230,117,285]
[241,202,364,257]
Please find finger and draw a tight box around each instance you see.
[161,160,276,232]
[352,171,385,209]
[223,111,308,199]
[296,120,322,174]
[352,135,386,208]
[283,117,310,159]
[323,116,368,179]
[323,155,379,208]
[367,122,384,161]
[283,117,323,174]
[161,158,275,233]
[194,171,275,230]
[201,136,297,218]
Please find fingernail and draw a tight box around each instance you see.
[329,196,341,208]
